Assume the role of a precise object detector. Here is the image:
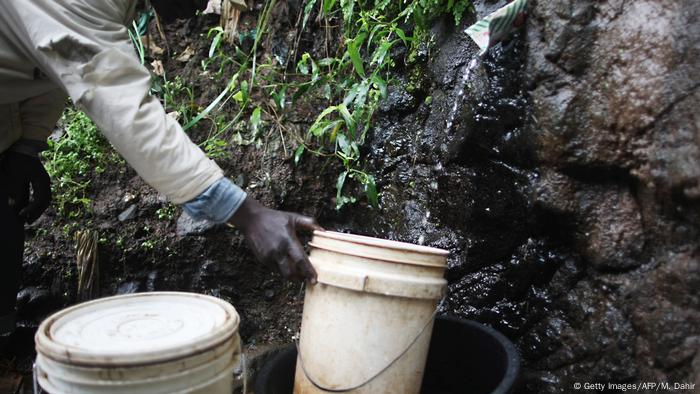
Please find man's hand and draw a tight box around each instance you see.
[1,152,51,224]
[229,197,323,283]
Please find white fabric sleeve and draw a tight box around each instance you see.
[9,0,224,203]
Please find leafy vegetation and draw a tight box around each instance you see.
[44,108,122,218]
[156,0,470,209]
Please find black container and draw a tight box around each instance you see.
[254,316,520,394]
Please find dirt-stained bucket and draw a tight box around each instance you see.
[34,292,241,394]
[294,231,449,393]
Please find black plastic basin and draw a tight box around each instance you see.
[254,316,520,394]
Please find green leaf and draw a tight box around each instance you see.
[294,145,305,166]
[342,83,358,107]
[394,27,410,44]
[336,133,351,156]
[232,90,244,105]
[337,103,355,135]
[249,107,262,137]
[314,105,338,123]
[353,80,370,109]
[336,171,348,205]
[270,87,286,111]
[208,28,224,58]
[367,23,384,51]
[374,0,391,11]
[310,57,320,82]
[323,0,337,13]
[313,119,342,138]
[340,0,355,24]
[322,83,332,100]
[350,141,360,158]
[318,57,336,67]
[308,106,340,137]
[371,40,392,66]
[365,175,378,207]
[371,75,388,98]
[183,84,228,130]
[297,53,311,75]
[346,38,365,78]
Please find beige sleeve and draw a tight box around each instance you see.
[18,88,67,142]
[11,0,223,203]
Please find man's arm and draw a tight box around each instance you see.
[7,0,321,281]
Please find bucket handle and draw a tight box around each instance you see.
[295,298,446,393]
[33,361,42,394]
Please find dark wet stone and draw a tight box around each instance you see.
[378,82,419,114]
[16,287,50,311]
[146,271,159,292]
[118,204,137,222]
[116,281,141,294]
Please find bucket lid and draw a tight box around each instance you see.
[309,231,449,267]
[35,292,239,367]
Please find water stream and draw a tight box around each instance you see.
[444,56,482,133]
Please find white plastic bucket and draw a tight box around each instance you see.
[294,231,449,393]
[34,292,241,394]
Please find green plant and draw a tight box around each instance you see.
[158,75,198,123]
[202,26,238,76]
[141,239,156,250]
[141,0,469,210]
[128,20,146,65]
[288,0,470,208]
[44,108,121,218]
[156,204,177,221]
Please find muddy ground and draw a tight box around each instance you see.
[4,1,699,393]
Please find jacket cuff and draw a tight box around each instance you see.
[182,177,247,223]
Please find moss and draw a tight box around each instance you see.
[406,64,429,95]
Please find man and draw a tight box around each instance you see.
[0,0,320,341]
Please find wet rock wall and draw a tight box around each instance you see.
[330,0,699,392]
[520,0,699,391]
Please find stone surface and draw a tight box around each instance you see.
[176,211,218,236]
[518,0,700,391]
[116,281,140,295]
[117,204,137,222]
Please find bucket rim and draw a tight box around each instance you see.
[35,292,239,367]
[312,231,450,257]
[434,316,521,394]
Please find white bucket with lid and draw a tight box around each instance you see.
[34,292,241,394]
[294,231,449,393]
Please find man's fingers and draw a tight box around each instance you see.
[291,213,324,232]
[276,254,293,279]
[288,241,317,284]
[277,253,304,281]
